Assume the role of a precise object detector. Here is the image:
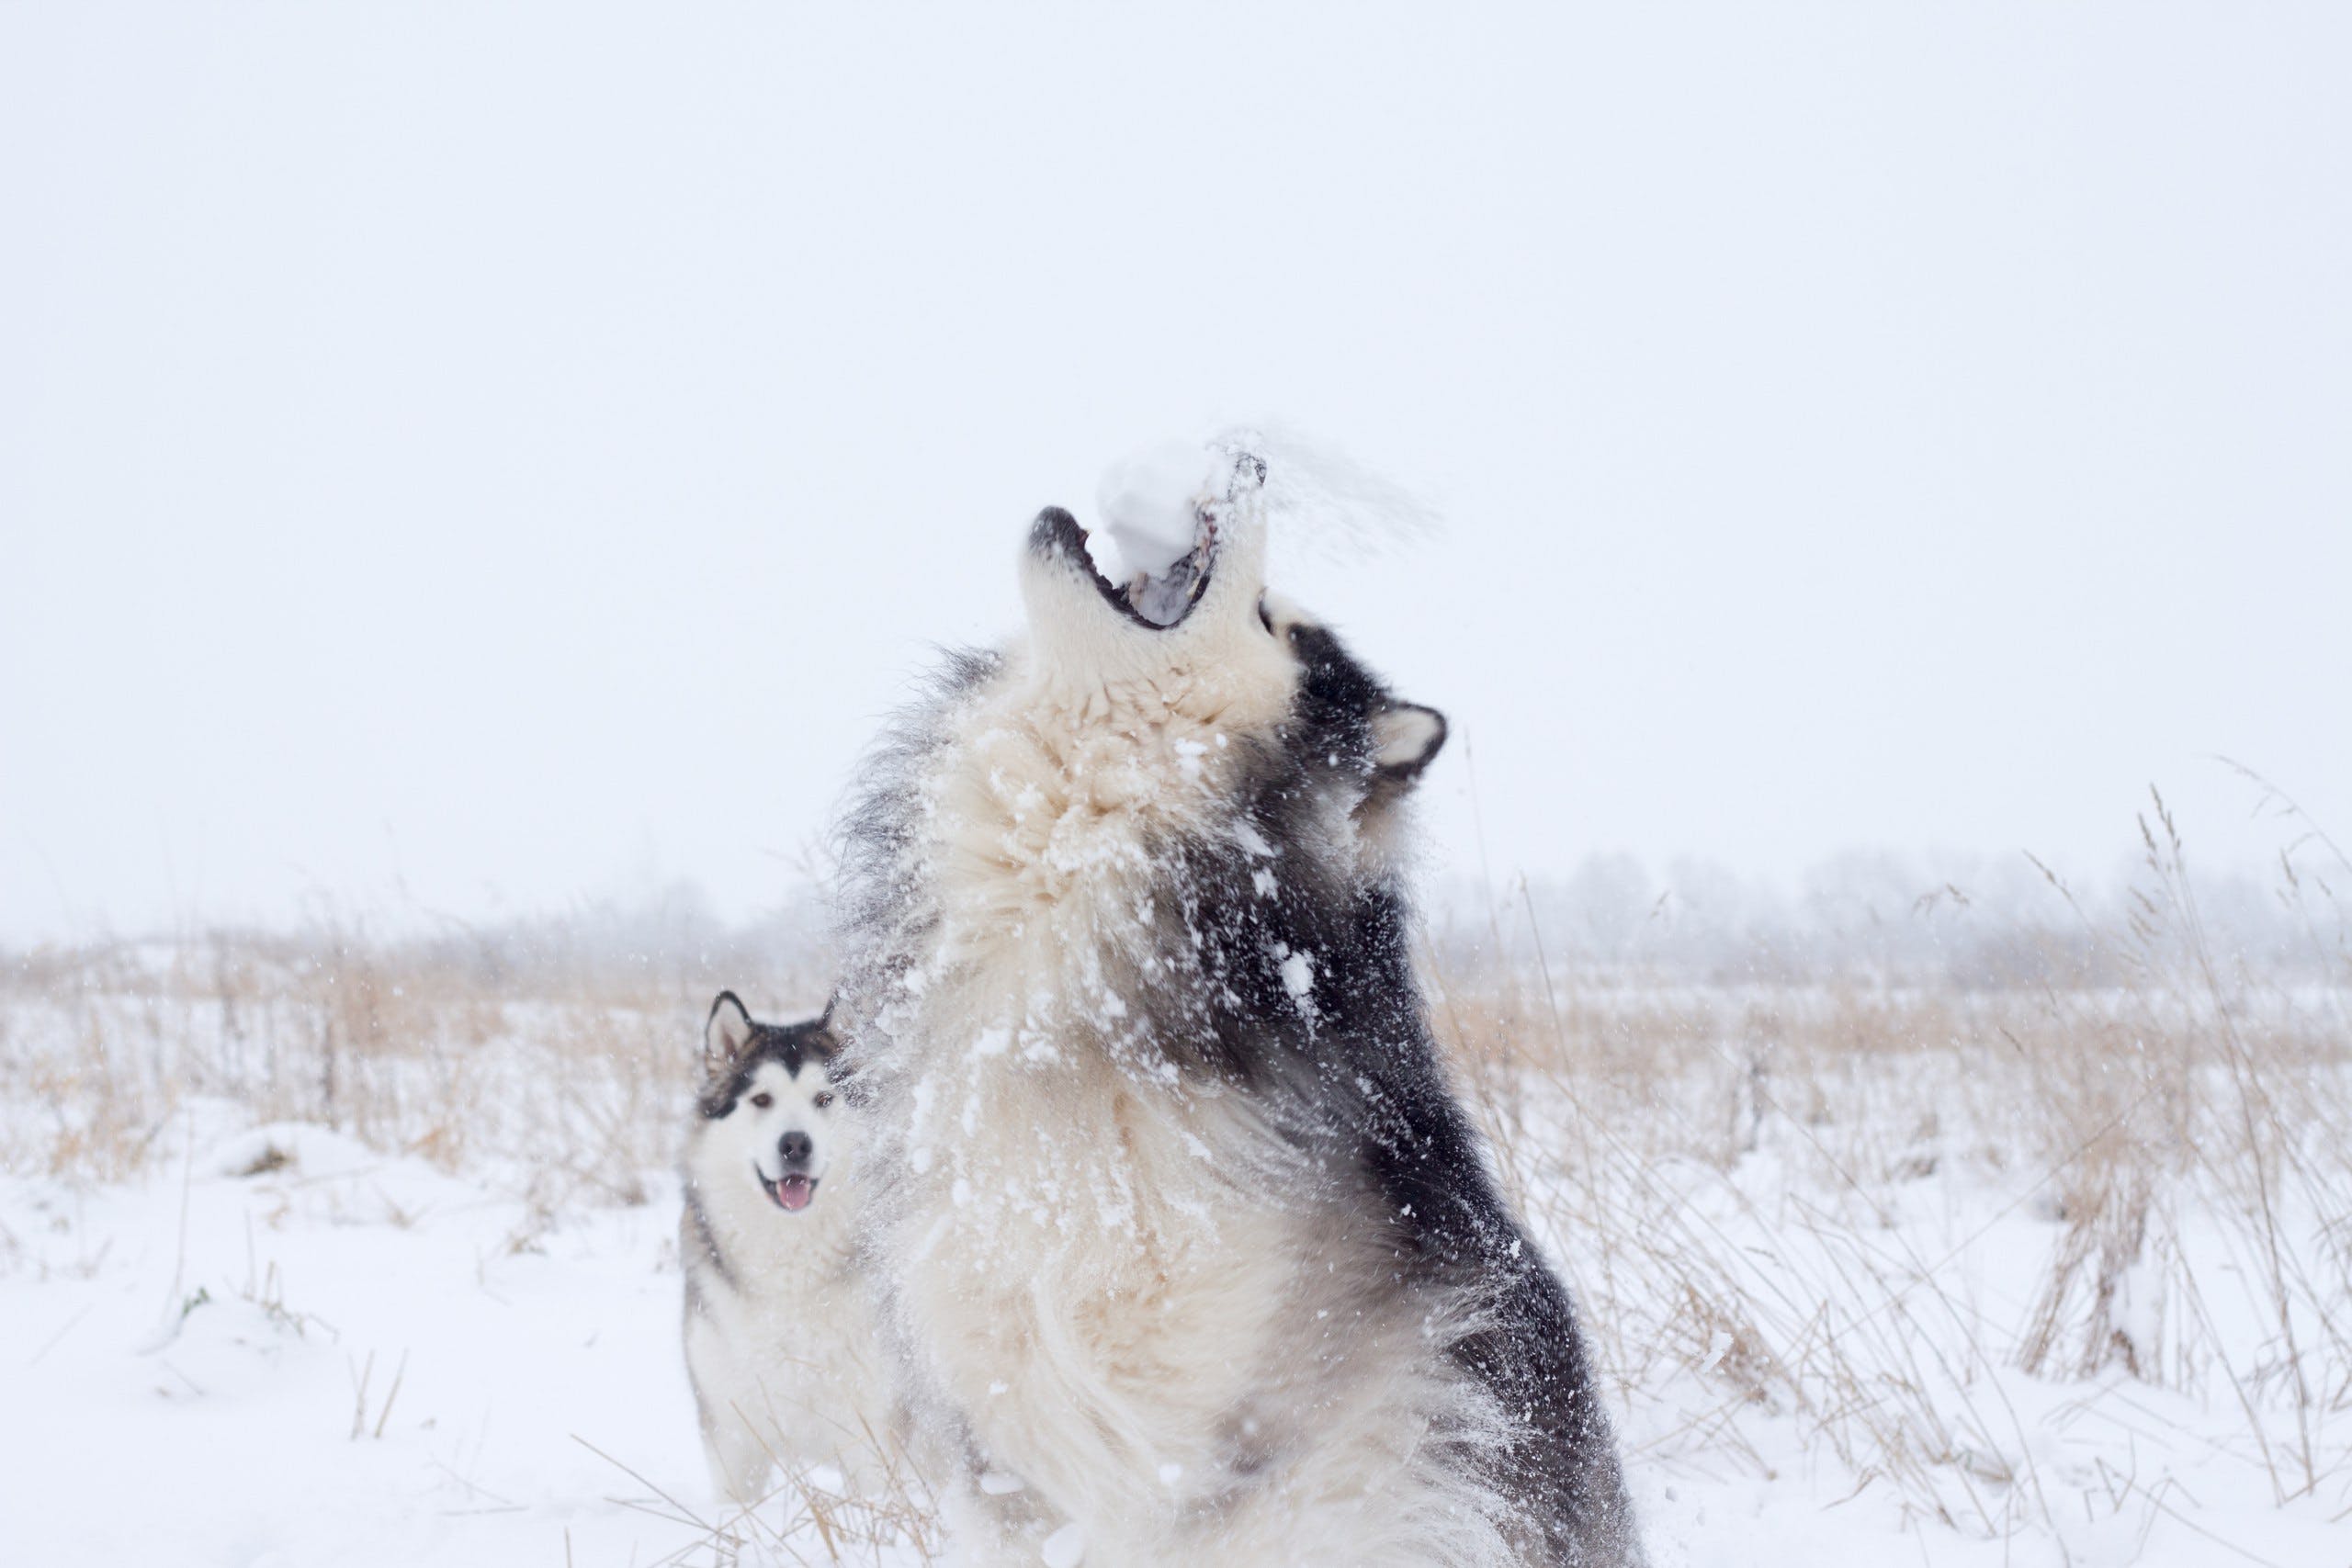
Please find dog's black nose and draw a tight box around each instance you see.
[778,1130,813,1167]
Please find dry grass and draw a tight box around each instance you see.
[573,1432,948,1568]
[0,910,835,1192]
[1428,793,2352,1545]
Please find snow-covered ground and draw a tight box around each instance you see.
[1,1114,721,1566]
[3,964,2346,1566]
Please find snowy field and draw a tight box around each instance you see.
[8,6,2348,1562]
[4,877,2348,1568]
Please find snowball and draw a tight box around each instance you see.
[1091,441,1220,581]
[1279,950,1315,998]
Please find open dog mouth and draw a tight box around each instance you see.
[1030,505,1218,632]
[758,1168,819,1213]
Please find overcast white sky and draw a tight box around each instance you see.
[3,4,2346,944]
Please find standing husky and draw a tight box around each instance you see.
[680,992,894,1505]
[834,453,1641,1565]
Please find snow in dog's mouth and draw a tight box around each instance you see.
[758,1168,819,1213]
[1030,505,1218,632]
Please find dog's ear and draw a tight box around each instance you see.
[1372,703,1446,783]
[801,1005,855,1089]
[704,992,754,1077]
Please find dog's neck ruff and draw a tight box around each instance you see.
[856,604,1313,1265]
[905,631,1290,997]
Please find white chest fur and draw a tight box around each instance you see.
[683,1148,894,1496]
[875,661,1338,1523]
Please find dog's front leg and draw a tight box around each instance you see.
[701,1412,778,1512]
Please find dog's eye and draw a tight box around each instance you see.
[813,1091,834,1110]
[749,1091,774,1110]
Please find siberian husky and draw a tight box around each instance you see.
[832,450,1642,1565]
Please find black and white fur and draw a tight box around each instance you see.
[680,993,894,1505]
[833,458,1641,1565]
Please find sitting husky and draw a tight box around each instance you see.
[680,992,894,1506]
[834,451,1642,1565]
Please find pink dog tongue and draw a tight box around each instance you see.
[775,1175,814,1212]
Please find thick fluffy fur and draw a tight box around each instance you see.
[833,472,1641,1565]
[680,995,896,1504]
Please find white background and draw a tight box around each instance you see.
[4,4,2346,942]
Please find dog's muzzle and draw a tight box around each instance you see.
[758,1168,819,1213]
